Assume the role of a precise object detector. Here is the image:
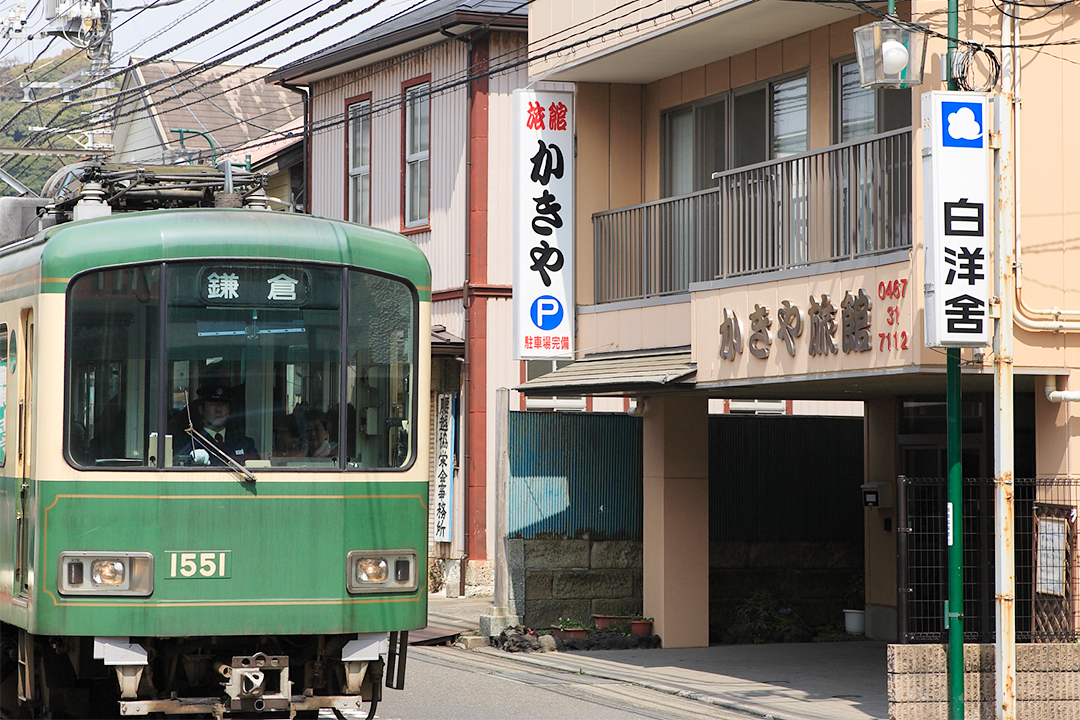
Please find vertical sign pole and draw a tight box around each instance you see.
[947,346,964,720]
[945,4,963,718]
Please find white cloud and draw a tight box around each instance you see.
[947,107,982,141]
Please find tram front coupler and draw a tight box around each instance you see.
[217,652,291,712]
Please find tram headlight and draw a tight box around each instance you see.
[58,552,154,596]
[346,549,417,594]
[357,558,388,583]
[92,559,126,586]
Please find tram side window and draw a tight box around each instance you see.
[347,271,415,469]
[66,267,162,467]
[0,324,7,466]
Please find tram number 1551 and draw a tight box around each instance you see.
[166,551,232,579]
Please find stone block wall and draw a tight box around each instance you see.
[888,643,1080,719]
[508,538,642,629]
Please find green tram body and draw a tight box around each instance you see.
[0,199,432,717]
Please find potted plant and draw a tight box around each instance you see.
[629,617,653,635]
[591,612,633,630]
[551,617,589,640]
[842,574,865,635]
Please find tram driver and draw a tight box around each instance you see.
[175,384,260,466]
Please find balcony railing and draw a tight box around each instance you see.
[593,129,913,304]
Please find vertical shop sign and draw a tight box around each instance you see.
[513,89,574,359]
[922,91,991,347]
[433,392,456,543]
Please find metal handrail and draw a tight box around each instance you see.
[593,129,913,304]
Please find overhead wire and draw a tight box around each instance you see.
[0,0,276,136]
[72,0,718,161]
[3,0,374,141]
[0,0,284,179]
[20,0,401,144]
[10,0,1080,171]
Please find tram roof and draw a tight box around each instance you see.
[35,209,431,299]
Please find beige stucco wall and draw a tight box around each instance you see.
[568,0,1080,390]
[864,397,898,637]
[577,301,691,355]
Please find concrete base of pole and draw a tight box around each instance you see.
[479,606,520,637]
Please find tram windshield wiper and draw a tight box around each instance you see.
[181,391,257,483]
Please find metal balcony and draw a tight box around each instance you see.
[593,129,913,304]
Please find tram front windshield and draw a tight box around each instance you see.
[66,261,416,471]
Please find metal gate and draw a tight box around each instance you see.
[897,476,1080,643]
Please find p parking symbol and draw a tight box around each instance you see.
[530,296,564,330]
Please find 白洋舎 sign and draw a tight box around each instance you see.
[921,91,991,348]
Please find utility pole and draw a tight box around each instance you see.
[37,0,114,152]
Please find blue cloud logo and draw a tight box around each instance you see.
[941,101,983,148]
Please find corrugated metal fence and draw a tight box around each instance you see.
[509,412,643,540]
[508,412,865,542]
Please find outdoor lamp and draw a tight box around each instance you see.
[853,18,928,89]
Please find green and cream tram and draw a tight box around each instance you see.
[0,163,430,718]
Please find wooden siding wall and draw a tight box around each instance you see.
[310,42,469,294]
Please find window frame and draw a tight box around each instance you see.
[62,261,421,473]
[345,93,372,225]
[0,322,6,467]
[401,75,431,233]
[832,56,913,144]
[523,359,585,411]
[660,69,809,197]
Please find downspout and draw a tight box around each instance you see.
[1044,376,1080,403]
[458,33,476,597]
[280,80,310,214]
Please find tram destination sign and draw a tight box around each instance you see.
[198,265,312,307]
[921,91,991,348]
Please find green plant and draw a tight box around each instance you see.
[554,616,589,629]
[427,558,445,594]
[732,589,810,644]
[845,574,865,609]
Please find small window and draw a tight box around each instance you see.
[771,76,808,158]
[404,80,430,228]
[348,98,371,224]
[524,360,585,411]
[834,58,912,143]
[662,98,727,196]
[0,323,7,466]
[728,399,786,415]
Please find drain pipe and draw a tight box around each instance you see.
[280,80,310,214]
[994,18,1017,715]
[1045,376,1080,403]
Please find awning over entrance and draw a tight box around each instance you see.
[519,350,696,396]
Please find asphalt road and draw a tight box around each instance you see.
[322,646,758,720]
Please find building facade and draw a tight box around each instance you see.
[271,0,555,592]
[520,0,1080,648]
